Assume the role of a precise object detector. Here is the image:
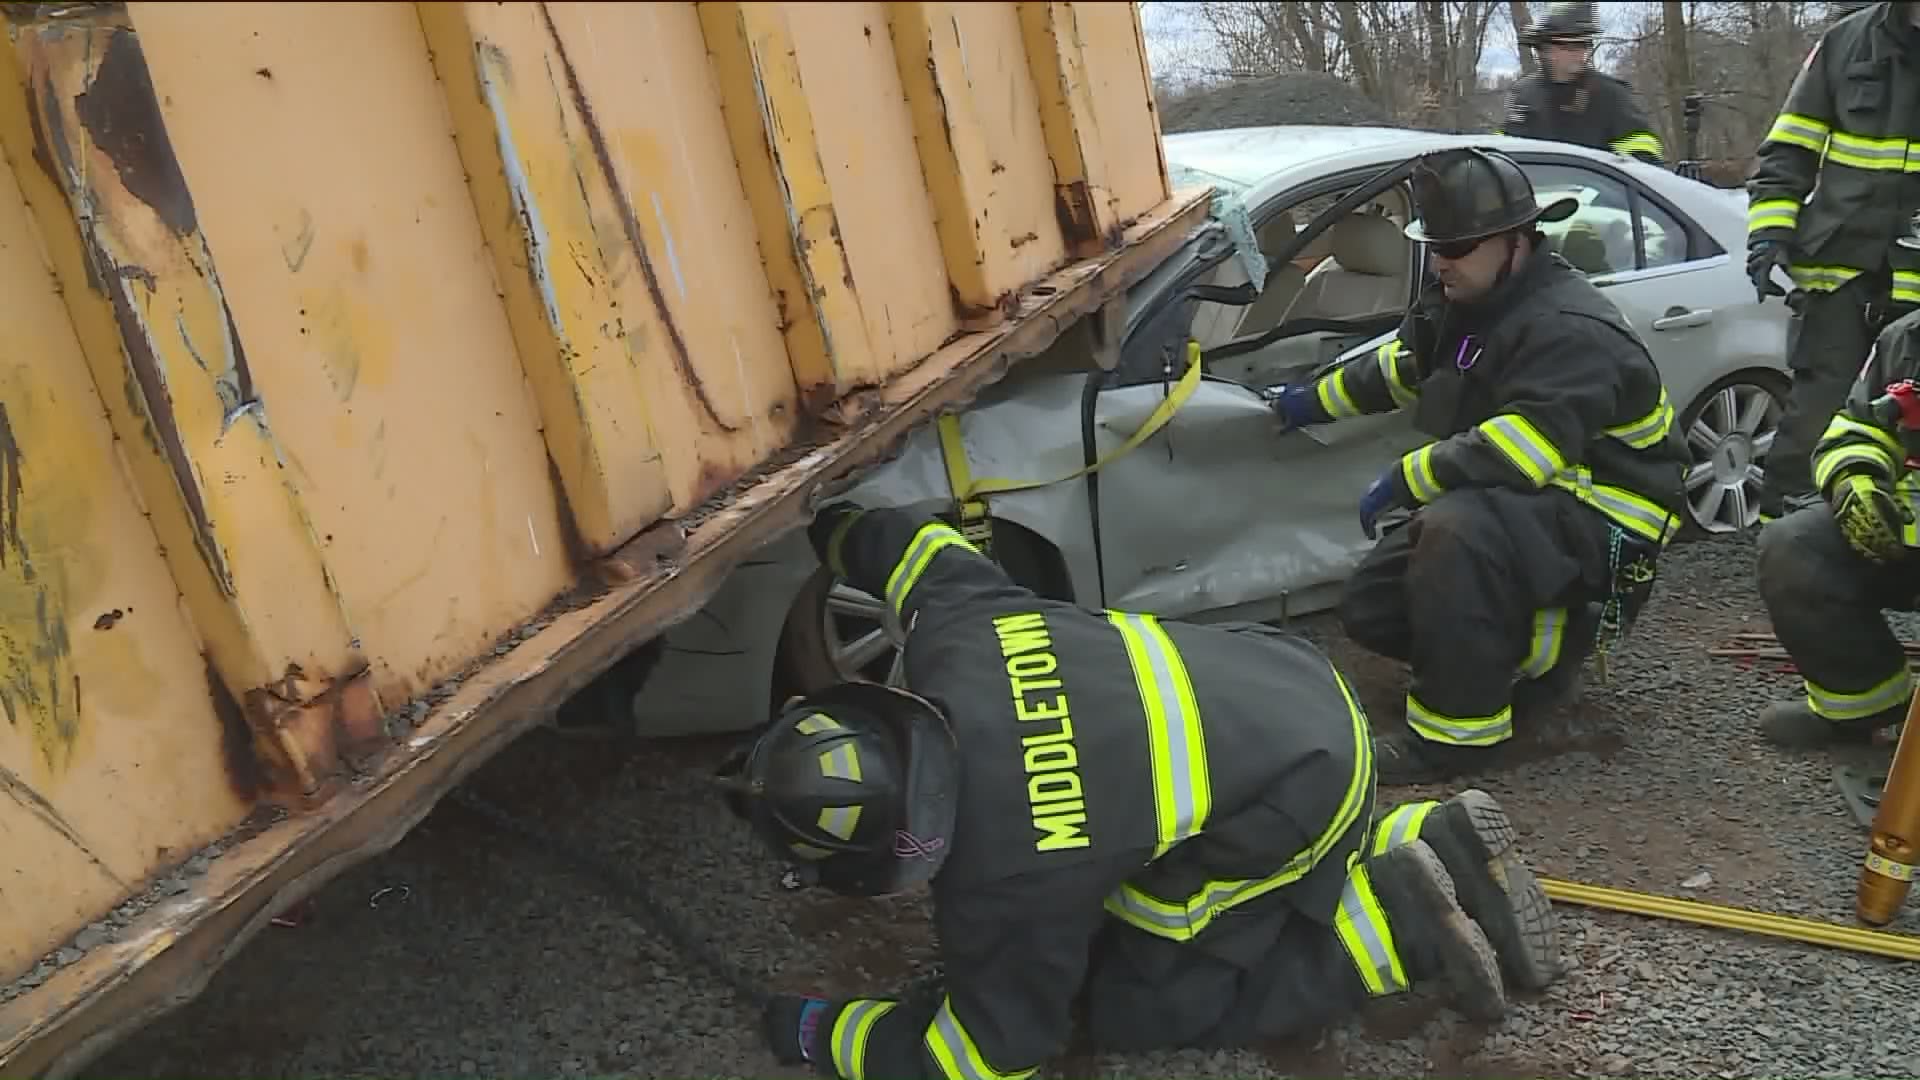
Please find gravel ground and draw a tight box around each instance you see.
[92,530,1920,1079]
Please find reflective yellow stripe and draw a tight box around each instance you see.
[1819,130,1920,173]
[1765,112,1829,153]
[1805,668,1912,722]
[1546,466,1681,545]
[1369,801,1437,858]
[1105,661,1372,941]
[1407,692,1514,747]
[1747,197,1801,235]
[831,999,897,1080]
[883,522,974,618]
[1379,338,1419,408]
[1812,442,1898,491]
[1603,389,1674,450]
[1401,444,1443,503]
[826,509,867,577]
[925,997,1035,1080]
[1317,368,1363,419]
[1609,131,1664,159]
[1518,606,1568,680]
[1824,413,1904,460]
[1334,853,1410,996]
[1478,412,1564,487]
[1106,612,1211,857]
[1896,270,1920,307]
[1792,264,1865,293]
[1902,474,1920,546]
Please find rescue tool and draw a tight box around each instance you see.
[1857,688,1920,927]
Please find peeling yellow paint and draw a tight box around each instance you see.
[0,134,250,981]
[889,2,1069,318]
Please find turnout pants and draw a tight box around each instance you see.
[1081,800,1394,1052]
[1767,274,1888,507]
[1338,488,1616,749]
[1758,505,1919,724]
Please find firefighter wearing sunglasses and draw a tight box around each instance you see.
[714,500,1561,1079]
[1268,147,1688,784]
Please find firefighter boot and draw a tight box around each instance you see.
[1367,840,1507,1021]
[1759,699,1902,749]
[1417,790,1560,992]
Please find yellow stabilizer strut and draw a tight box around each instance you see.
[1539,877,1920,962]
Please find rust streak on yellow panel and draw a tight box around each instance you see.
[0,15,371,800]
[887,2,1068,323]
[697,2,844,411]
[418,2,674,555]
[1016,0,1117,256]
[1073,0,1169,222]
[122,1,577,702]
[533,1,802,512]
[0,135,252,978]
[700,1,886,399]
[1125,0,1172,206]
[786,2,956,375]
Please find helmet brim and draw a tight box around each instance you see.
[1403,194,1579,245]
[800,681,959,893]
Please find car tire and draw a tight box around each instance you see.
[772,520,1071,699]
[1676,369,1789,540]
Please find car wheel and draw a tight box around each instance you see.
[773,521,1072,698]
[1678,370,1787,538]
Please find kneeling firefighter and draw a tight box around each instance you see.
[715,501,1561,1078]
[1756,225,1920,748]
[1268,148,1687,784]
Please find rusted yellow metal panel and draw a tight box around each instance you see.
[888,2,1070,319]
[786,2,958,373]
[699,1,885,401]
[0,14,374,798]
[1074,0,1171,222]
[417,2,677,556]
[120,1,579,704]
[1024,1,1169,232]
[0,139,252,979]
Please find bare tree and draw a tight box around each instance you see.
[1660,1,1691,157]
[1509,0,1535,75]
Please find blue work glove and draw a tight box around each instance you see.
[1266,383,1327,429]
[1358,466,1412,540]
[763,995,831,1066]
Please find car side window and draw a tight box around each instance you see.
[1519,162,1636,276]
[1518,160,1694,275]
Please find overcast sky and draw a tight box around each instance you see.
[1138,2,1647,84]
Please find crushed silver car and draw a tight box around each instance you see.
[620,126,1791,738]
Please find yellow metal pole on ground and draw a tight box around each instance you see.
[1857,689,1920,925]
[1539,878,1920,962]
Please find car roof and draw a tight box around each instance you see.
[1162,123,1745,236]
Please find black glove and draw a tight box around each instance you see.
[1832,474,1909,564]
[763,995,830,1066]
[1746,239,1790,302]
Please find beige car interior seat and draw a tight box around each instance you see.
[1285,213,1410,322]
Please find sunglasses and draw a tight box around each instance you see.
[1429,236,1488,260]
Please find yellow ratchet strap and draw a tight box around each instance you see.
[1540,877,1920,962]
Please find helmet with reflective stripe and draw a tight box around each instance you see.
[1521,1,1600,46]
[1403,147,1578,247]
[715,682,958,896]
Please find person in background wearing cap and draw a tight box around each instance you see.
[715,500,1561,1078]
[1268,148,1687,784]
[1496,1,1665,165]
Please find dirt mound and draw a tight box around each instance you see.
[1159,72,1390,135]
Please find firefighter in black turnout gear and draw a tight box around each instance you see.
[1748,1,1920,515]
[1497,2,1665,165]
[1268,148,1687,785]
[1756,221,1920,749]
[716,502,1562,1079]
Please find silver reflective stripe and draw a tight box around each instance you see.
[1407,697,1514,746]
[1806,669,1912,721]
[832,999,893,1080]
[1109,612,1207,849]
[925,997,1032,1080]
[1370,802,1433,857]
[1519,607,1566,679]
[1587,486,1674,541]
[884,524,962,616]
[1480,415,1559,484]
[1337,868,1407,994]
